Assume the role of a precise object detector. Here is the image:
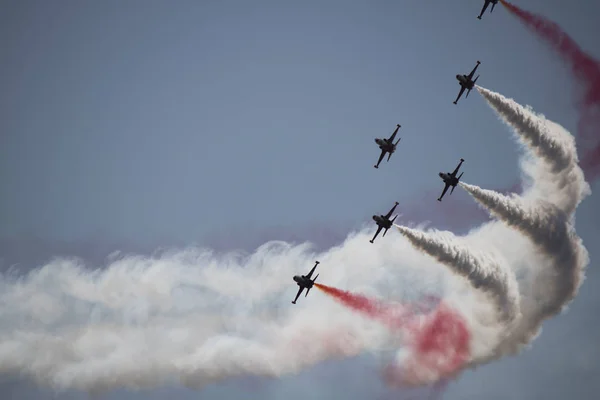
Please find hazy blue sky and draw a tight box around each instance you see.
[1,0,599,399]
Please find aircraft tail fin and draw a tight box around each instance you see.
[457,171,464,180]
[384,217,396,237]
[466,88,471,98]
[394,137,401,146]
[387,151,392,162]
[473,75,480,85]
[306,274,318,297]
[451,185,455,195]
[491,3,496,12]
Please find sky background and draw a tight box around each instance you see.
[0,0,599,399]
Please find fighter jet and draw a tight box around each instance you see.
[370,201,399,243]
[477,0,498,19]
[453,61,480,105]
[374,124,402,169]
[291,261,320,304]
[438,158,465,202]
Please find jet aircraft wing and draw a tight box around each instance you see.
[384,202,399,219]
[478,1,490,19]
[305,262,318,279]
[454,86,466,104]
[438,182,451,202]
[375,148,387,169]
[388,124,401,142]
[292,286,304,304]
[467,61,480,80]
[370,225,383,243]
[451,159,463,176]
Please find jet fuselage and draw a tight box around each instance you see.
[372,215,392,229]
[375,138,396,153]
[456,74,475,89]
[293,274,314,288]
[439,172,459,186]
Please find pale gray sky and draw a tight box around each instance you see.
[1,0,599,399]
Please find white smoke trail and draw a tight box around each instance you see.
[393,225,520,326]
[476,85,590,215]
[459,182,588,350]
[393,86,591,370]
[477,86,573,171]
[0,89,591,392]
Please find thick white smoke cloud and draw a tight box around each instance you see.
[459,182,587,356]
[0,88,591,392]
[0,234,470,391]
[387,86,589,372]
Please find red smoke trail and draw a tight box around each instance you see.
[314,283,415,329]
[391,303,470,387]
[499,0,600,179]
[314,283,471,387]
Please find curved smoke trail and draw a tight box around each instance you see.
[476,87,573,171]
[393,225,520,326]
[457,85,589,358]
[476,86,589,215]
[459,181,588,356]
[0,89,591,392]
[385,86,590,368]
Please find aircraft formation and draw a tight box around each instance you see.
[292,2,490,304]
